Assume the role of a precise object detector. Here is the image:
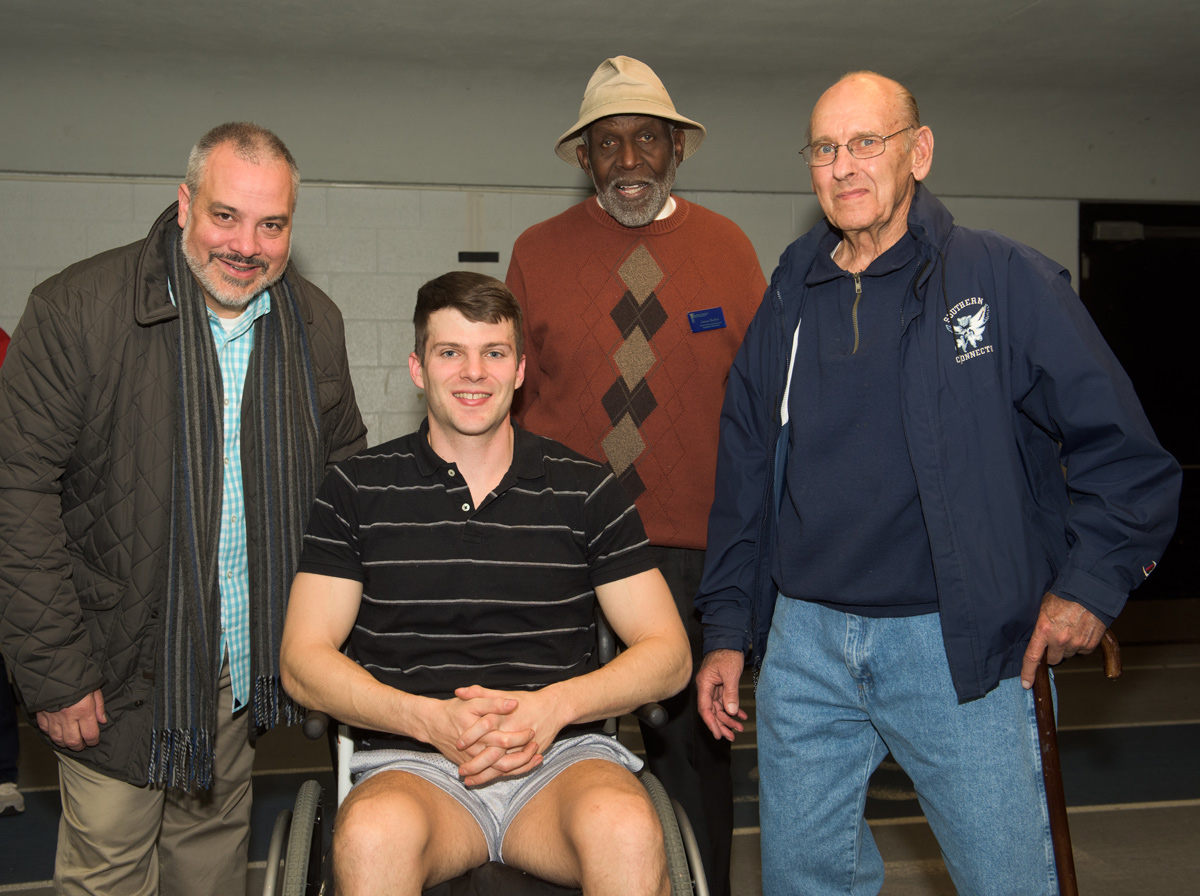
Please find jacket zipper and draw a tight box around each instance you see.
[851,271,863,354]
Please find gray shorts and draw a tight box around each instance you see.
[349,733,643,862]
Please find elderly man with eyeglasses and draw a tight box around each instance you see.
[694,71,1180,895]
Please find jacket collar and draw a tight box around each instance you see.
[906,183,955,257]
[134,203,182,326]
[772,183,957,316]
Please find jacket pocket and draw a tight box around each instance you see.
[68,550,128,610]
[317,374,344,414]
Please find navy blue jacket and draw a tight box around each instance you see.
[696,185,1180,702]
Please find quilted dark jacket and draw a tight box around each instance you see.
[0,203,367,782]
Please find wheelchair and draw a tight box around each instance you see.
[264,613,709,896]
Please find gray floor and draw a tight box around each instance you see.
[4,598,1197,895]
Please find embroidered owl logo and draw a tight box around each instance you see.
[947,305,990,353]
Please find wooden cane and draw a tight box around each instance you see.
[1033,631,1122,896]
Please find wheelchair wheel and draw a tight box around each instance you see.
[668,795,709,896]
[262,807,293,896]
[279,779,324,896]
[640,771,696,896]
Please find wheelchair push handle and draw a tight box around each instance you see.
[302,710,331,740]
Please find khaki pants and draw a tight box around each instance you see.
[54,662,255,896]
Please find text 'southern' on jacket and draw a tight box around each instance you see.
[695,185,1181,702]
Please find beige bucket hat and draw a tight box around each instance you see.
[555,56,706,166]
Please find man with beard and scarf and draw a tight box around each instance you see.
[0,122,366,896]
[506,55,766,896]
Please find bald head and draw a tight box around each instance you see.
[807,71,920,145]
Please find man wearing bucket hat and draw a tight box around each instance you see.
[507,55,766,896]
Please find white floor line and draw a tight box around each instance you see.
[252,765,332,776]
[7,783,60,794]
[1059,718,1200,731]
[1066,798,1200,813]
[730,797,1200,836]
[1055,661,1200,673]
[0,883,53,893]
[727,719,1198,737]
[17,765,336,793]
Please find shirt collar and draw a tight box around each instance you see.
[167,279,273,331]
[413,418,546,483]
[207,290,272,338]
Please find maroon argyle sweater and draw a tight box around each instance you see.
[508,197,766,549]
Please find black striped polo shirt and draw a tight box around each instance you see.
[297,420,655,746]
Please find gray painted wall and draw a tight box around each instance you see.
[0,34,1175,446]
[2,48,1195,202]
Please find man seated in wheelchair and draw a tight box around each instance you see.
[281,271,692,896]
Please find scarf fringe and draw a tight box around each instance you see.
[147,680,303,790]
[253,676,306,730]
[148,727,215,790]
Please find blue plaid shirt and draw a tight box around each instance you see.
[208,292,272,711]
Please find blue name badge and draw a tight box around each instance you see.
[687,307,727,333]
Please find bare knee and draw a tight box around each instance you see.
[332,773,488,896]
[566,782,662,844]
[333,787,431,895]
[566,783,668,896]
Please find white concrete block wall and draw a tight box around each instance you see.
[678,190,823,276]
[0,174,1076,448]
[0,176,590,447]
[288,184,591,445]
[0,178,166,330]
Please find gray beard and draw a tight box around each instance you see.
[181,218,287,313]
[594,157,677,228]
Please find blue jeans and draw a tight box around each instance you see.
[757,596,1056,896]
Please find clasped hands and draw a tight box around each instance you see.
[421,685,565,787]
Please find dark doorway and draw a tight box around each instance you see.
[1079,202,1197,601]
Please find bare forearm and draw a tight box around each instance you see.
[543,631,691,729]
[538,567,693,729]
[281,641,427,739]
[282,572,433,739]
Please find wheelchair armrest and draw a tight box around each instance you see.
[302,710,331,740]
[633,702,668,729]
[596,611,618,665]
[596,607,671,729]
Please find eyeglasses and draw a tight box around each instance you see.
[799,127,913,167]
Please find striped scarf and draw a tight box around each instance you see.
[149,231,323,788]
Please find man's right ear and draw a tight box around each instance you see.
[176,184,191,229]
[408,351,426,390]
[576,142,592,175]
